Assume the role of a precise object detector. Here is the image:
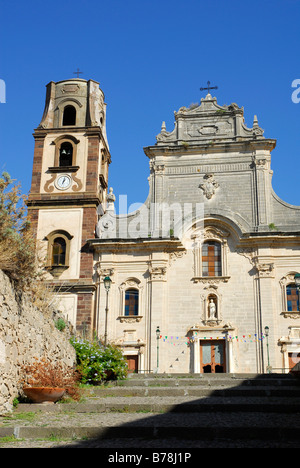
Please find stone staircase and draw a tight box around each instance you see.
[1,373,300,447]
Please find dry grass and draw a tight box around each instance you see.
[21,357,81,401]
[0,172,59,314]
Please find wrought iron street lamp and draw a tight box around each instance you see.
[264,326,270,373]
[103,276,112,347]
[156,326,160,373]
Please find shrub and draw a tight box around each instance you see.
[0,172,60,316]
[0,172,36,288]
[71,337,128,384]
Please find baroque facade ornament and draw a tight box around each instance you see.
[255,262,275,278]
[169,250,187,265]
[199,173,219,199]
[148,266,167,281]
[96,265,115,280]
[235,247,257,265]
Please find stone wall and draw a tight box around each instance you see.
[0,270,76,415]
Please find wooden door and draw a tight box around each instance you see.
[289,352,300,373]
[126,355,138,373]
[200,340,226,373]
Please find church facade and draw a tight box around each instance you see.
[27,78,300,375]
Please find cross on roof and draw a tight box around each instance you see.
[200,81,218,94]
[73,68,83,78]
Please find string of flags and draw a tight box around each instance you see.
[160,333,266,346]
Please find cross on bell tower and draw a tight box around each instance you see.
[73,68,83,78]
[200,80,218,94]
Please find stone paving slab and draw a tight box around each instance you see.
[91,385,300,398]
[1,411,300,448]
[1,437,300,448]
[10,395,300,414]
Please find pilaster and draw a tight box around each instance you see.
[147,254,168,372]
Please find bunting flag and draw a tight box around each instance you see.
[161,333,265,346]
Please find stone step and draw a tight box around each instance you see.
[127,372,297,380]
[2,411,300,445]
[112,377,300,387]
[2,373,300,447]
[124,373,300,386]
[91,385,300,398]
[13,396,300,414]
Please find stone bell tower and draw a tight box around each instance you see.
[27,78,111,334]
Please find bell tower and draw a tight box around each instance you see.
[27,78,111,334]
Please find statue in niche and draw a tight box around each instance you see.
[208,298,217,320]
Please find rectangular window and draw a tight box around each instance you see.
[287,285,299,311]
[202,242,221,276]
[124,289,139,316]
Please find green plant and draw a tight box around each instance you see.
[0,436,18,443]
[71,337,128,384]
[12,398,19,408]
[55,318,66,331]
[269,223,278,231]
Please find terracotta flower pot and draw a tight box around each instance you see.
[23,387,65,404]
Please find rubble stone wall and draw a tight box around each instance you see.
[0,270,76,414]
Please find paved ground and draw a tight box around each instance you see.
[1,436,300,448]
[2,375,300,449]
[1,403,300,448]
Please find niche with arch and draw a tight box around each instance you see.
[62,105,76,126]
[201,288,222,325]
[51,135,80,169]
[45,230,73,277]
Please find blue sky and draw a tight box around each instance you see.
[0,0,299,213]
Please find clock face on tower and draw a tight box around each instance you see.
[56,174,72,190]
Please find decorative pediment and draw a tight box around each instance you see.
[192,225,230,242]
[155,93,265,146]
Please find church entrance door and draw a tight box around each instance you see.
[200,340,226,373]
[125,355,138,373]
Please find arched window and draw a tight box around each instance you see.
[62,105,76,126]
[52,237,66,266]
[124,289,139,316]
[202,241,222,277]
[286,284,299,312]
[59,142,73,167]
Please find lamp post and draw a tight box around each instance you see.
[156,326,160,373]
[264,326,270,373]
[103,276,112,348]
